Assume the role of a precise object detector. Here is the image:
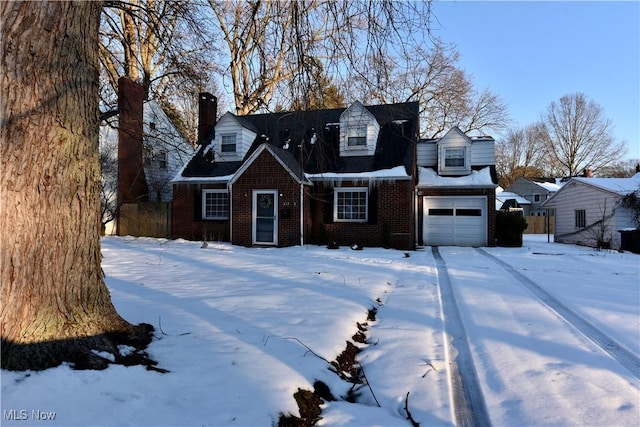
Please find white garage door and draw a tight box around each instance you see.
[423,196,487,247]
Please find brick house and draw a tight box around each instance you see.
[172,100,418,249]
[172,100,498,248]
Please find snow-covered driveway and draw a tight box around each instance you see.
[434,245,639,426]
[1,236,638,427]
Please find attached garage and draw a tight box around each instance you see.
[423,196,487,246]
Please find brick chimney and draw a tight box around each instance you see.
[582,168,593,178]
[117,76,148,215]
[198,92,217,145]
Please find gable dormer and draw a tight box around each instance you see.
[437,126,473,176]
[211,112,257,161]
[339,101,380,157]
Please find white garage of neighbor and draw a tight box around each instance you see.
[423,196,487,247]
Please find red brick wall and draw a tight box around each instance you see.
[308,180,415,250]
[117,77,148,206]
[198,92,217,144]
[231,150,304,247]
[416,188,496,247]
[171,182,230,241]
[171,152,416,249]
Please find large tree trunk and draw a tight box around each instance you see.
[1,1,153,371]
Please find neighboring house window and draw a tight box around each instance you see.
[347,126,367,147]
[533,194,541,203]
[202,190,229,220]
[575,209,586,228]
[143,148,167,169]
[335,188,368,222]
[444,148,466,167]
[143,147,152,166]
[221,134,237,153]
[157,151,167,169]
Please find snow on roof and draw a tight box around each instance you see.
[496,190,531,205]
[533,180,563,192]
[543,173,640,208]
[572,172,640,195]
[171,173,235,184]
[306,166,410,180]
[418,167,495,188]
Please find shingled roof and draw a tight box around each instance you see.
[175,101,419,181]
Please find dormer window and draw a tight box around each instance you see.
[347,126,367,147]
[444,148,466,168]
[339,101,379,157]
[221,133,237,153]
[437,127,473,176]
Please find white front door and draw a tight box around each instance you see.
[253,190,278,245]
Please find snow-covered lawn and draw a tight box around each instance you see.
[2,235,638,426]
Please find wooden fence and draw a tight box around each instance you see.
[118,202,171,238]
[523,215,555,234]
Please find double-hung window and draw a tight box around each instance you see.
[335,188,368,222]
[220,134,237,153]
[202,190,229,220]
[347,126,367,147]
[575,209,586,228]
[444,148,466,168]
[157,151,167,169]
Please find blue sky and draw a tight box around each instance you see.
[430,0,639,161]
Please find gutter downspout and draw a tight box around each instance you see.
[300,181,304,246]
[414,188,419,248]
[546,209,550,243]
[228,182,233,244]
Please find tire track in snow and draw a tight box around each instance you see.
[476,248,640,381]
[432,247,492,427]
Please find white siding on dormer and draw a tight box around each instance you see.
[212,113,256,161]
[469,140,495,165]
[419,133,495,171]
[339,101,379,157]
[417,141,437,167]
[437,128,472,176]
[419,137,495,170]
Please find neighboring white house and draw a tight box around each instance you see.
[542,173,640,249]
[99,99,194,233]
[508,177,564,216]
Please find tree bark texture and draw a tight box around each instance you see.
[1,1,150,370]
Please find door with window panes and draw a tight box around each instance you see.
[253,190,278,245]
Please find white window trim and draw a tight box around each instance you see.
[202,189,229,220]
[334,187,368,223]
[220,133,237,154]
[438,143,471,175]
[347,125,368,148]
[443,147,467,168]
